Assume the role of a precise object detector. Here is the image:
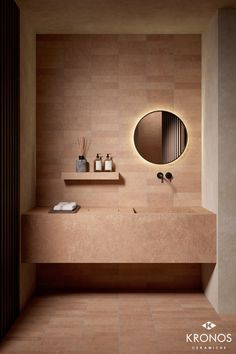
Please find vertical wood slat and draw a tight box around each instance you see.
[0,0,20,340]
[162,112,187,163]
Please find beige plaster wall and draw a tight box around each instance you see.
[202,14,219,312]
[15,0,236,34]
[218,9,236,314]
[202,9,236,314]
[19,11,36,310]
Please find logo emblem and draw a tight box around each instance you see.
[202,321,216,330]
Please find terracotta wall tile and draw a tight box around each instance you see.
[91,55,119,76]
[119,55,146,76]
[64,69,91,85]
[64,35,92,54]
[37,47,64,69]
[146,54,174,76]
[91,35,119,55]
[36,35,201,208]
[118,40,147,55]
[64,53,91,71]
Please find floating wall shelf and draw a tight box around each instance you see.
[61,172,120,181]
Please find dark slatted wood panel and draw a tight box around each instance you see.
[0,0,20,340]
[162,111,187,163]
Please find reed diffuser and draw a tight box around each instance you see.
[76,137,89,172]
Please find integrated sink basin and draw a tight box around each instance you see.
[133,206,212,214]
[79,207,134,214]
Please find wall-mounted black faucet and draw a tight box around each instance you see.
[165,172,173,181]
[157,172,173,183]
[157,172,164,183]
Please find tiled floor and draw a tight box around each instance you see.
[0,292,236,354]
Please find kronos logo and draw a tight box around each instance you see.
[186,322,232,344]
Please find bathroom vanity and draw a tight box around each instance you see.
[21,207,216,263]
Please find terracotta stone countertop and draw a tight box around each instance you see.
[22,207,216,264]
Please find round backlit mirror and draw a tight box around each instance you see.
[134,110,188,164]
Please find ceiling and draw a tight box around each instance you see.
[17,0,236,33]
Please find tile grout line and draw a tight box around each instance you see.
[118,293,121,354]
[146,294,162,354]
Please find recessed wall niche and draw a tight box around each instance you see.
[36,34,201,208]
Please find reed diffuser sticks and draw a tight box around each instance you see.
[76,137,90,172]
[77,137,89,157]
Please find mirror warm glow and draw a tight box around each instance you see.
[134,111,188,164]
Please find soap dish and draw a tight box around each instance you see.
[49,205,81,214]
